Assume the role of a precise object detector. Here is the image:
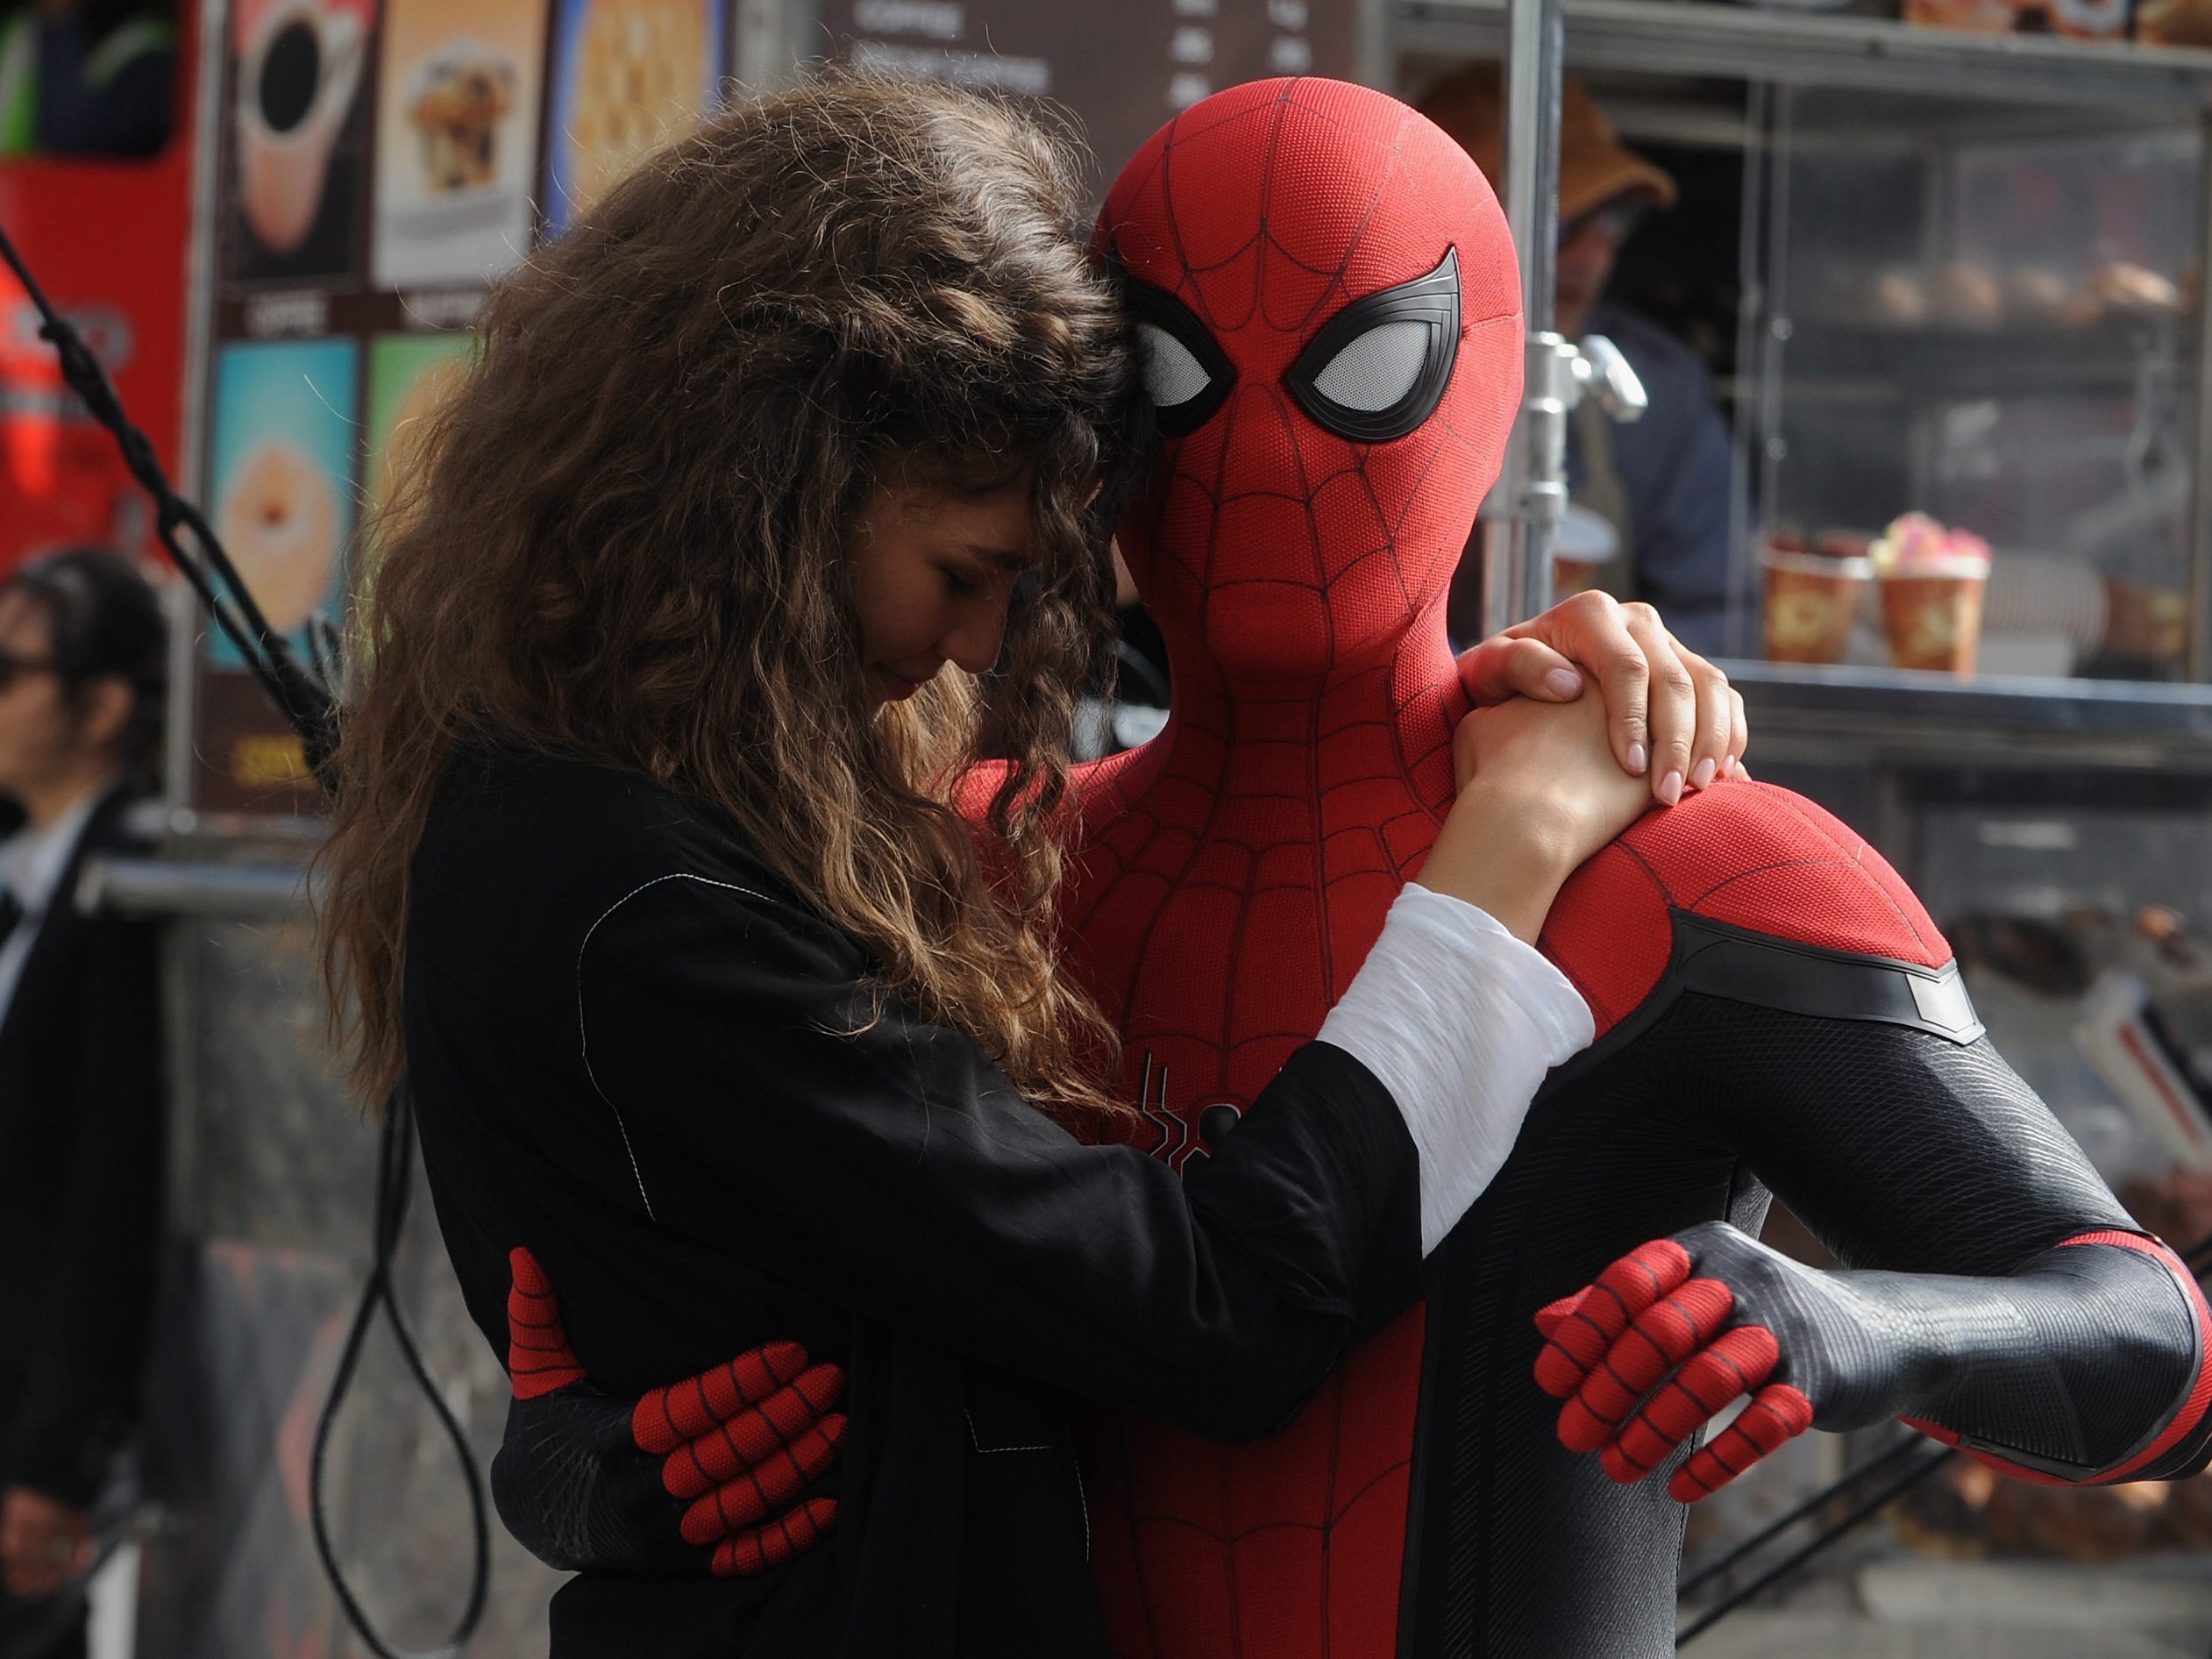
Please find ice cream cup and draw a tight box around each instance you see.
[1761,541,1871,666]
[1879,559,1988,674]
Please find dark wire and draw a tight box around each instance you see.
[1677,1222,2212,1646]
[1675,1444,1953,1648]
[0,217,336,775]
[308,1087,492,1658]
[0,215,487,1653]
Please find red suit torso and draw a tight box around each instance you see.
[1056,82,1514,1652]
[1041,76,2123,1659]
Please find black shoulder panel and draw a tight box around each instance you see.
[1673,914,1984,1046]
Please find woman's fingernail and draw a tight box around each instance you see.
[1627,742,1647,775]
[1545,667,1583,698]
[1659,769,1683,806]
[1691,758,1717,791]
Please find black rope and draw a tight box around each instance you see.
[1676,1221,2212,1646]
[0,214,487,1653]
[307,1087,492,1658]
[1675,1428,1929,1602]
[1676,1443,1953,1648]
[0,217,335,779]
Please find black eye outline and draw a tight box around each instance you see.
[1126,281,1238,439]
[1283,246,1462,444]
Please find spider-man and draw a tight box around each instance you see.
[493,79,2212,1656]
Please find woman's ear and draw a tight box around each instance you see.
[73,675,135,758]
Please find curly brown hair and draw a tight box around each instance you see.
[318,75,1145,1115]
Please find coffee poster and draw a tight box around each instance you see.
[205,338,359,669]
[370,0,549,288]
[543,0,726,235]
[364,331,473,540]
[223,0,379,284]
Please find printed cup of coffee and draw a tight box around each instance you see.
[1761,530,1872,666]
[1871,513,1990,676]
[237,0,366,256]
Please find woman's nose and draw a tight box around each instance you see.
[939,602,1007,677]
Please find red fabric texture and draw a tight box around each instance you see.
[633,1342,814,1457]
[1073,77,1520,1658]
[507,1246,588,1400]
[713,1497,840,1578]
[1530,1235,1811,1502]
[1540,782,1952,1043]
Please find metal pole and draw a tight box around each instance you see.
[2187,103,2212,682]
[1482,0,1568,637]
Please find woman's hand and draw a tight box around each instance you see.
[1455,591,1747,807]
[1419,689,1660,943]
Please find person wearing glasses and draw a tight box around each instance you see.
[0,549,166,1659]
[1421,67,1748,657]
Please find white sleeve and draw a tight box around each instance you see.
[1317,882,1595,1256]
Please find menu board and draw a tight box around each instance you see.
[825,0,1354,201]
[190,0,1351,813]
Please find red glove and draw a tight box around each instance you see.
[1532,1229,1818,1506]
[495,1246,847,1575]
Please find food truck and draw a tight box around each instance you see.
[22,0,2212,1650]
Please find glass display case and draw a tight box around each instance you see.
[1400,0,2212,680]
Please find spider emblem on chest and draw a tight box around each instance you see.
[1134,1050,1244,1176]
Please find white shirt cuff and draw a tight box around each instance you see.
[1317,882,1595,1255]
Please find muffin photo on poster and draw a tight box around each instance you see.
[363,331,472,545]
[206,338,359,669]
[222,0,379,284]
[544,0,725,234]
[371,0,549,288]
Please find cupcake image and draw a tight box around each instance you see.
[408,41,516,193]
[217,440,342,635]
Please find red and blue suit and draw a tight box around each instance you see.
[489,77,2212,1658]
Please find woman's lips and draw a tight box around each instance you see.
[873,667,930,701]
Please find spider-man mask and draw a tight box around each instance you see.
[1099,78,1525,682]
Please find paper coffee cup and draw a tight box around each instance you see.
[1761,541,1871,666]
[1880,562,1988,674]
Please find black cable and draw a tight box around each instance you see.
[0,217,336,777]
[308,1086,491,1659]
[1675,1428,1929,1601]
[1675,1442,1953,1648]
[0,216,487,1653]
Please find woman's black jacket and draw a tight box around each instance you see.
[402,750,1426,1657]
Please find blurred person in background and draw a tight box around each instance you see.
[0,550,166,1659]
[0,0,175,159]
[1422,66,1748,656]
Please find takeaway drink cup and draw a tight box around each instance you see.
[1880,562,1988,673]
[1761,534,1872,666]
[1872,514,1990,676]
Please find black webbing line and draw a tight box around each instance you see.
[0,215,487,1655]
[1678,1224,2212,1647]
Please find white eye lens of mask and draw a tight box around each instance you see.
[1140,321,1213,409]
[1311,319,1429,412]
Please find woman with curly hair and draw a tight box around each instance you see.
[317,75,1734,1655]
